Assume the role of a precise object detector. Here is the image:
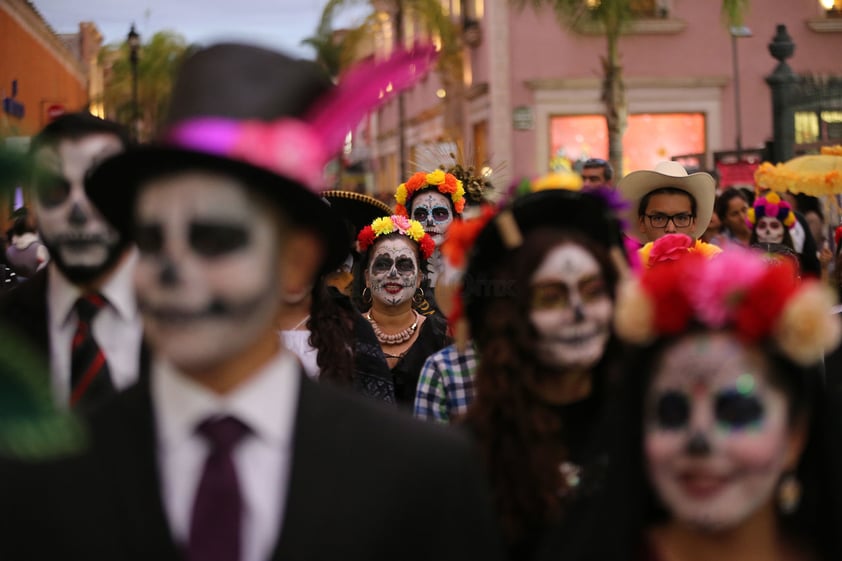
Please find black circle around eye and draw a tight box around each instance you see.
[412,208,428,222]
[432,207,450,221]
[715,391,764,429]
[655,391,689,430]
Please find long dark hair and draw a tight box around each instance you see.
[352,232,429,312]
[463,227,623,544]
[307,275,356,386]
[585,333,842,561]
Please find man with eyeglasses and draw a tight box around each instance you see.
[0,112,144,412]
[580,158,614,187]
[618,160,716,244]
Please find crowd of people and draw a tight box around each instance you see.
[1,40,842,561]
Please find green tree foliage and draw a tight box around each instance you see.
[98,31,190,140]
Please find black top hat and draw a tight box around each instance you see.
[86,43,348,270]
[464,189,626,331]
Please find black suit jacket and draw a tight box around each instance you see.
[0,268,150,392]
[0,373,504,561]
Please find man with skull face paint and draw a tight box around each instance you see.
[0,43,504,561]
[0,112,140,411]
[586,247,842,561]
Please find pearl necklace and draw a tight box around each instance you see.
[366,310,419,345]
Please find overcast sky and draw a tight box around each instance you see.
[31,0,370,58]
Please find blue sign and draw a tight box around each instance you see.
[2,97,24,119]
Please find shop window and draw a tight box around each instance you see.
[549,112,706,173]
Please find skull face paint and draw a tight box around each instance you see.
[756,216,785,244]
[410,191,453,248]
[644,332,796,531]
[365,236,419,307]
[529,242,612,372]
[134,172,282,373]
[33,134,125,283]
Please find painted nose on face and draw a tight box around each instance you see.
[158,258,180,286]
[388,264,399,278]
[685,431,711,456]
[68,202,88,226]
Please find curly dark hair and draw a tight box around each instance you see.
[307,276,356,387]
[462,226,623,545]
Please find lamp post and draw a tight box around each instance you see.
[730,25,752,156]
[127,23,140,141]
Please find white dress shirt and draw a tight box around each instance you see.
[279,329,319,379]
[47,249,143,406]
[152,350,300,561]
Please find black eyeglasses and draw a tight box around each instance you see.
[645,213,695,229]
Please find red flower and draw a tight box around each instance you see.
[419,234,436,259]
[357,225,376,252]
[641,256,697,335]
[733,260,799,342]
[394,203,409,218]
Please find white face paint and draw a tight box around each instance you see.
[529,242,612,371]
[365,236,419,308]
[756,216,785,244]
[645,333,795,531]
[134,172,282,373]
[33,134,124,283]
[410,191,454,248]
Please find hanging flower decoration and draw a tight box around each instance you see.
[614,246,841,366]
[357,215,436,259]
[638,233,722,269]
[746,191,796,229]
[394,170,466,217]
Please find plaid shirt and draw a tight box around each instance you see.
[413,342,477,424]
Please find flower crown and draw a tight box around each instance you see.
[747,191,796,229]
[614,247,840,366]
[394,170,466,217]
[357,215,436,260]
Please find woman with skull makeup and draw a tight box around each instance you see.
[394,170,466,314]
[460,188,629,560]
[356,215,450,406]
[584,247,842,561]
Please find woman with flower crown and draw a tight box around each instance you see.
[573,247,842,561]
[356,215,450,406]
[394,169,466,313]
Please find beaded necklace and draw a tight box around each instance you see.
[366,310,419,345]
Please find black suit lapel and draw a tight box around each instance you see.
[269,374,334,561]
[90,381,182,561]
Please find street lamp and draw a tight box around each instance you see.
[730,25,752,156]
[127,23,140,141]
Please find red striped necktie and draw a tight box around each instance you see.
[70,292,115,409]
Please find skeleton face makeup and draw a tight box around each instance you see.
[134,172,282,373]
[410,191,453,248]
[365,236,419,308]
[756,216,785,244]
[529,242,612,372]
[33,134,125,284]
[644,332,797,531]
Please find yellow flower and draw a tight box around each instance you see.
[371,217,394,236]
[746,208,756,225]
[395,184,408,205]
[766,191,781,205]
[425,169,446,185]
[693,240,722,259]
[407,220,426,242]
[454,181,465,200]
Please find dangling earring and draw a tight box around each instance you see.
[362,287,372,305]
[412,287,425,305]
[777,472,802,514]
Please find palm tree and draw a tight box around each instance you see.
[300,2,343,78]
[98,31,190,140]
[318,0,464,180]
[511,0,749,177]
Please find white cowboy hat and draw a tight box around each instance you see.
[618,160,716,242]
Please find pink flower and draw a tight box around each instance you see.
[688,246,766,327]
[391,214,411,230]
[648,234,694,267]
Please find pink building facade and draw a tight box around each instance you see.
[358,0,842,199]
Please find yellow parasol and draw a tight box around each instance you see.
[754,145,842,196]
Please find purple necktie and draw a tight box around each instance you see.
[187,416,250,561]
